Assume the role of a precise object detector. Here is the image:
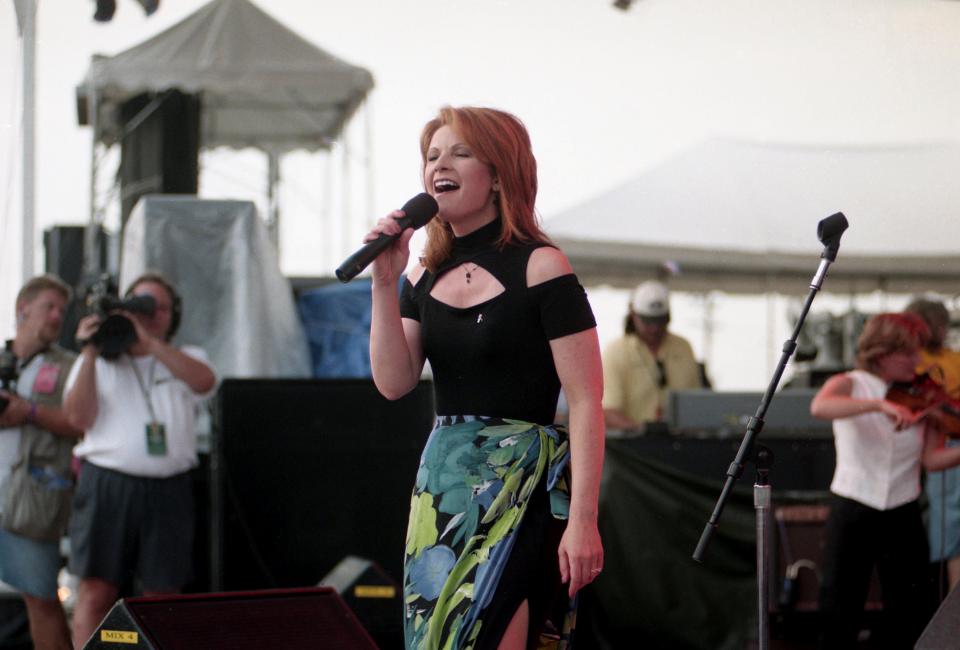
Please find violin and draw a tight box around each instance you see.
[885,372,960,436]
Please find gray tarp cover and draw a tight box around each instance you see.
[121,195,311,379]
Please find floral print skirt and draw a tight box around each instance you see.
[403,415,575,650]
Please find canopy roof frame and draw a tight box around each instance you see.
[76,0,375,266]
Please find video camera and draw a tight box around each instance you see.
[84,275,156,360]
[0,340,17,415]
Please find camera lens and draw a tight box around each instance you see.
[92,314,139,360]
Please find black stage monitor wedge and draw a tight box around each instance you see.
[320,555,404,650]
[915,583,960,649]
[81,587,377,650]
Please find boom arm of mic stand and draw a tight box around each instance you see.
[692,254,834,563]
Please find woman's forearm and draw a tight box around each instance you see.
[370,282,420,399]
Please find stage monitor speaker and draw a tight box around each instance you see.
[44,226,84,287]
[119,90,200,228]
[771,504,828,612]
[43,225,110,351]
[210,379,434,594]
[770,503,882,613]
[916,583,960,649]
[320,555,403,650]
[81,587,376,650]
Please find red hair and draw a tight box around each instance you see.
[418,106,550,272]
[855,312,930,373]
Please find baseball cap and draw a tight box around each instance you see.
[630,281,670,318]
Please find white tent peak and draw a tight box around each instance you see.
[77,0,374,152]
[93,0,363,78]
[546,138,960,294]
[547,137,960,256]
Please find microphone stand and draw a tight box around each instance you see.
[691,213,848,650]
[754,445,773,648]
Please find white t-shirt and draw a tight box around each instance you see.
[830,369,925,511]
[0,355,43,510]
[65,346,215,478]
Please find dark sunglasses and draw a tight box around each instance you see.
[656,359,667,388]
[639,314,670,326]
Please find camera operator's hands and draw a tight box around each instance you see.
[76,314,102,349]
[0,391,30,427]
[121,311,216,394]
[121,309,161,353]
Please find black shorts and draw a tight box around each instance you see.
[68,461,194,590]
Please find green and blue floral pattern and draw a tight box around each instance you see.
[403,415,573,649]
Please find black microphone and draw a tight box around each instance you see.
[335,193,439,282]
[817,212,849,262]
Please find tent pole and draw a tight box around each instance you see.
[765,281,775,378]
[364,98,374,234]
[322,148,334,273]
[85,85,101,278]
[341,132,351,269]
[15,0,37,281]
[702,291,714,379]
[267,150,280,255]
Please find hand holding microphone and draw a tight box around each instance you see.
[366,209,417,286]
[336,193,439,283]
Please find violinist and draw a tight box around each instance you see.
[906,297,960,591]
[810,312,960,649]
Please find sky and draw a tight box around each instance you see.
[2,0,960,389]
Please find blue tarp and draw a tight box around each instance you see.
[298,280,374,378]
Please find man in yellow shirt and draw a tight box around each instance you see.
[602,281,704,432]
[906,297,960,590]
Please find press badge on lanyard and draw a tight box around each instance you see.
[145,421,167,455]
[33,363,61,395]
[131,358,167,456]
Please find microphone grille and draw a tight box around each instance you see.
[817,212,848,243]
[401,193,439,229]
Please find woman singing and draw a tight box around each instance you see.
[812,312,960,648]
[366,106,604,649]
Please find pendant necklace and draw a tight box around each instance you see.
[464,263,480,284]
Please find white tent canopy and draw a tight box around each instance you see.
[546,139,960,295]
[76,0,374,152]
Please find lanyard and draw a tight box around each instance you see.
[17,348,44,372]
[129,356,159,423]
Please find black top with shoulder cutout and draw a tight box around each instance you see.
[399,218,596,425]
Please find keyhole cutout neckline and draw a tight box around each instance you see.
[429,217,505,310]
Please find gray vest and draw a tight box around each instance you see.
[2,345,78,541]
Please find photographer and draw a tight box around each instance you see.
[63,273,216,648]
[0,274,81,650]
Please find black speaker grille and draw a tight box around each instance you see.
[210,379,434,593]
[122,588,375,650]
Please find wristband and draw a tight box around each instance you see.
[26,401,37,424]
